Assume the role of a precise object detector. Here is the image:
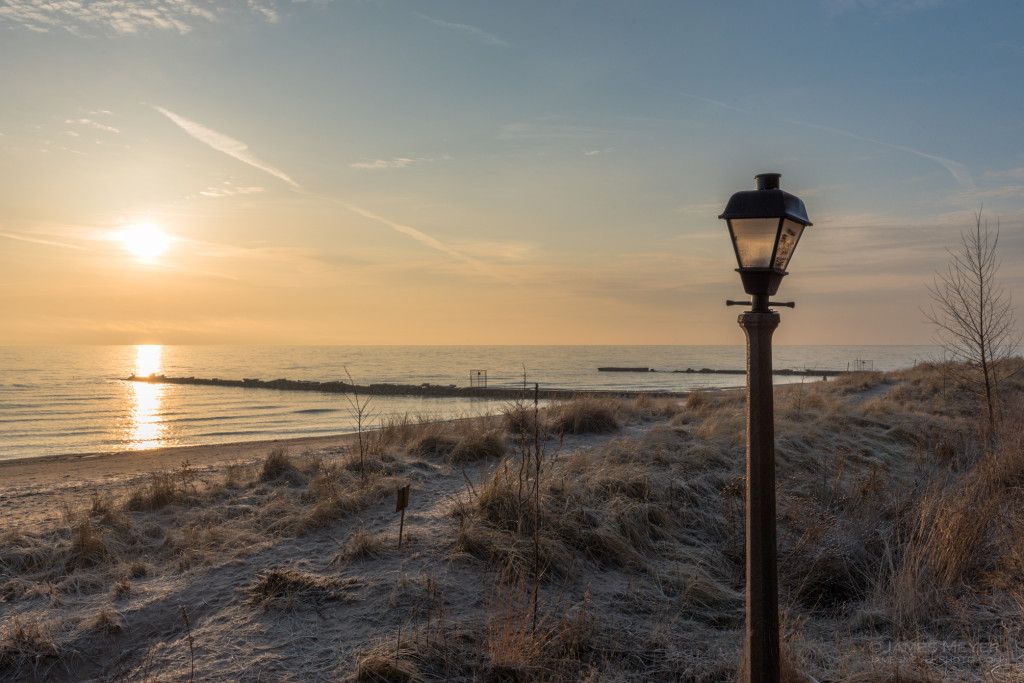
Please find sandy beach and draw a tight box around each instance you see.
[0,433,367,532]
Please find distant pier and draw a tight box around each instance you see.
[124,374,690,400]
[126,365,846,400]
[670,368,844,377]
[598,367,845,377]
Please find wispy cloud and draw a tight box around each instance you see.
[0,231,91,251]
[984,167,1024,180]
[414,12,511,47]
[682,94,749,113]
[0,0,209,35]
[152,105,300,187]
[349,155,449,170]
[0,1,283,36]
[823,0,950,16]
[499,122,609,141]
[247,1,279,24]
[199,184,266,198]
[963,185,1024,199]
[451,239,538,263]
[674,200,729,217]
[785,118,975,190]
[65,118,120,134]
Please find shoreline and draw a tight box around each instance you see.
[0,389,749,530]
[0,431,365,531]
[0,430,363,470]
[2,386,748,466]
[0,407,523,468]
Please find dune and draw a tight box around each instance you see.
[2,362,1022,681]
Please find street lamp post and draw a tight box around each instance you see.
[719,173,812,683]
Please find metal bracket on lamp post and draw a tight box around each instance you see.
[726,300,795,308]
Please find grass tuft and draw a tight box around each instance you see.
[245,568,356,611]
[343,527,383,561]
[0,615,60,678]
[125,472,188,511]
[259,448,306,485]
[550,397,619,435]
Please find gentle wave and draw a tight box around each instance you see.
[0,345,936,460]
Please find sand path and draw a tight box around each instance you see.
[2,426,621,681]
[42,447,517,680]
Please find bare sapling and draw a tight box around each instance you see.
[343,367,375,482]
[925,209,1021,430]
[504,367,548,633]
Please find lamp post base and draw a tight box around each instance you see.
[739,309,780,683]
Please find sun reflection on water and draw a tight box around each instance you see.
[127,344,166,450]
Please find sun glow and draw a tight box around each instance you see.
[121,223,170,262]
[127,344,166,450]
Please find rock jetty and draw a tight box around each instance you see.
[124,374,688,400]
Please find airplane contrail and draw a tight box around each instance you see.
[340,202,496,277]
[679,94,974,190]
[153,104,500,276]
[785,118,975,190]
[152,105,300,188]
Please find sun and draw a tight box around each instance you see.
[121,223,170,262]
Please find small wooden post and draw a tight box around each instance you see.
[396,484,410,547]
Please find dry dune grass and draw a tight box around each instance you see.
[245,568,359,611]
[3,365,1024,680]
[449,366,1024,678]
[0,615,62,680]
[348,570,597,683]
[548,396,620,435]
[0,447,405,603]
[368,414,509,465]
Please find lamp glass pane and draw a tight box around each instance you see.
[730,218,780,269]
[772,219,804,271]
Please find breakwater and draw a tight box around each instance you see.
[672,368,843,376]
[598,367,844,377]
[124,374,689,400]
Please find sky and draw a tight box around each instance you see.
[1,0,1022,346]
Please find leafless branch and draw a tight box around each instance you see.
[923,209,1021,427]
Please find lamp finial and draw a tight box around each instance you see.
[755,173,781,190]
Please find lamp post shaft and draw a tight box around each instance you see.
[740,308,781,683]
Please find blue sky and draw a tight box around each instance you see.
[1,0,1021,345]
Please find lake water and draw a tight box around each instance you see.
[0,345,936,461]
